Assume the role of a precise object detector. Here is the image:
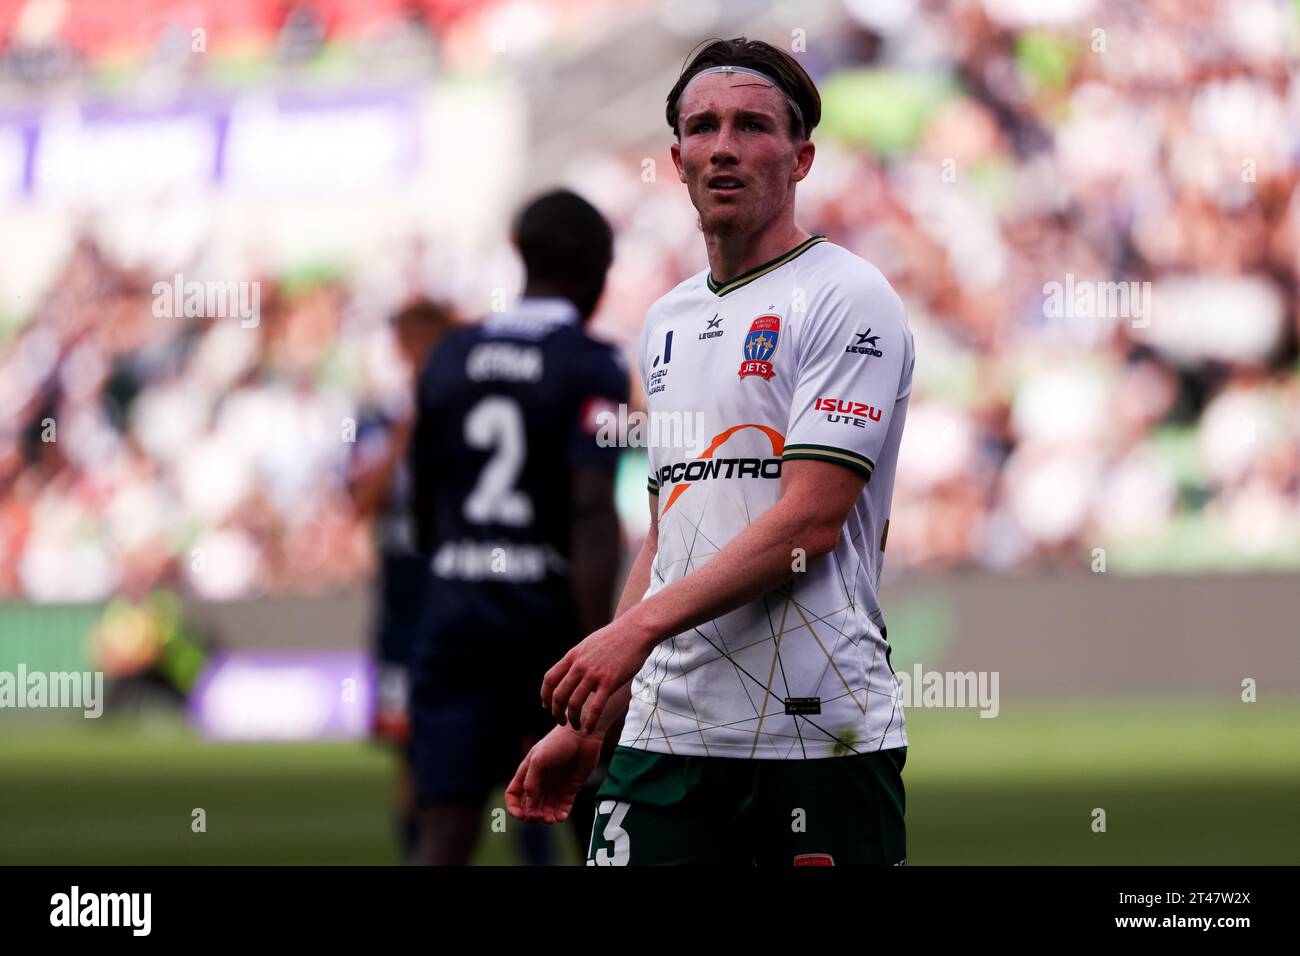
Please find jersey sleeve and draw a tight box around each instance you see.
[783,271,913,482]
[568,340,630,470]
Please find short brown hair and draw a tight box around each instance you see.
[391,298,454,333]
[666,37,821,141]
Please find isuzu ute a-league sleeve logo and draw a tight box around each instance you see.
[738,314,780,380]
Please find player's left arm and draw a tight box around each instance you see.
[567,343,632,638]
[545,271,912,733]
[570,465,621,639]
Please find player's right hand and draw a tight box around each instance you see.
[505,725,603,824]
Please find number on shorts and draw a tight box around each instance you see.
[587,800,631,866]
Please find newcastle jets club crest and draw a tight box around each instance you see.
[739,314,781,380]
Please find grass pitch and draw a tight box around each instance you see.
[1,698,1296,865]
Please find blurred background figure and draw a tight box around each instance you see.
[347,297,453,859]
[407,189,626,865]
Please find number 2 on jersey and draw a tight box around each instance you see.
[462,396,533,527]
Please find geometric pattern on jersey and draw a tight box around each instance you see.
[624,478,905,759]
[621,239,915,759]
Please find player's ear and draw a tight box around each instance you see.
[791,139,814,183]
[670,141,686,183]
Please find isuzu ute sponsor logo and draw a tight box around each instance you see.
[814,397,881,426]
[738,314,780,380]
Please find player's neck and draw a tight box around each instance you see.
[703,217,810,287]
[520,281,587,319]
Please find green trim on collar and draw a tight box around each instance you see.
[706,235,827,297]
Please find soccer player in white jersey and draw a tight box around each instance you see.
[506,37,915,865]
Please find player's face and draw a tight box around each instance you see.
[671,73,813,238]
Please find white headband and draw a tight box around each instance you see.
[678,64,806,134]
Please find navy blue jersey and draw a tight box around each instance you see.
[409,297,627,674]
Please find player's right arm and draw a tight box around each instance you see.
[408,359,438,556]
[504,491,657,823]
[347,416,413,517]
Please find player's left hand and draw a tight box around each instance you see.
[542,616,655,733]
[505,725,603,824]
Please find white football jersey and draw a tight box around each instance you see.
[622,236,914,759]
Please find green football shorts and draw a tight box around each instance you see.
[585,745,906,866]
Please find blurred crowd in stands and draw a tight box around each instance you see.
[1,0,1298,601]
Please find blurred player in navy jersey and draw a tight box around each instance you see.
[408,190,627,865]
[348,298,454,859]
